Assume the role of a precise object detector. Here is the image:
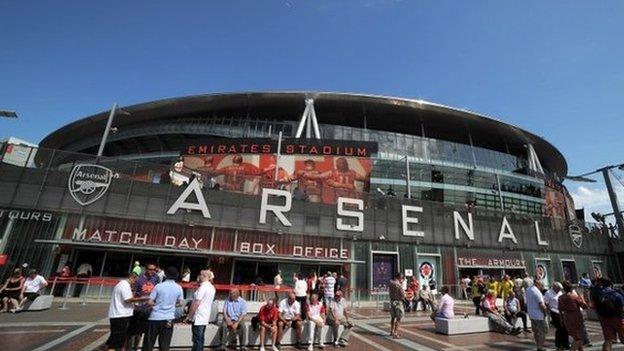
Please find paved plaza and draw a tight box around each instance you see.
[1,298,623,351]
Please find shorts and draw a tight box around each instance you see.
[390,300,405,320]
[531,319,548,339]
[24,292,39,301]
[127,308,150,335]
[599,316,624,342]
[106,316,132,348]
[280,319,302,329]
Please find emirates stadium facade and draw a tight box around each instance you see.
[0,91,620,295]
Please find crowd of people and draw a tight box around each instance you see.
[103,263,352,351]
[385,270,624,351]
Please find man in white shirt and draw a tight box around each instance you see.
[306,293,326,350]
[294,272,308,319]
[327,291,352,347]
[544,282,568,350]
[186,270,216,351]
[106,272,147,351]
[323,272,336,306]
[17,269,48,311]
[277,292,303,349]
[524,278,548,351]
[74,262,94,297]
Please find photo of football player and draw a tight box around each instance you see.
[292,159,323,202]
[320,157,369,201]
[255,154,291,191]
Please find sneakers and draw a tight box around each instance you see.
[338,339,348,347]
[260,347,266,351]
[271,345,279,351]
[308,345,314,351]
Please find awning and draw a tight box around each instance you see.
[35,239,366,264]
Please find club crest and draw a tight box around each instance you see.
[568,224,583,249]
[68,164,113,206]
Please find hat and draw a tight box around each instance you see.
[165,266,179,280]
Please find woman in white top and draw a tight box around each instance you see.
[186,270,216,351]
[306,293,326,350]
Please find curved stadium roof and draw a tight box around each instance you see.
[40,91,567,177]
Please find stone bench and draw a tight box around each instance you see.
[435,315,531,335]
[22,295,53,311]
[435,316,490,335]
[170,322,343,347]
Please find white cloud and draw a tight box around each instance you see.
[569,184,624,223]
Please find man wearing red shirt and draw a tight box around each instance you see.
[257,298,280,351]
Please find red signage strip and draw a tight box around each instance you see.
[62,217,349,261]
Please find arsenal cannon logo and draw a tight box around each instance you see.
[68,164,113,206]
[568,224,583,249]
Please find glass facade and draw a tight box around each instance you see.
[64,115,549,218]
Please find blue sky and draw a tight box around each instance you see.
[1,1,623,216]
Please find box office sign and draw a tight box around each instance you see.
[456,251,526,269]
[63,217,348,260]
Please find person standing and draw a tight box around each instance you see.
[142,267,185,351]
[591,277,624,351]
[273,270,283,300]
[306,293,326,350]
[220,289,247,351]
[525,278,549,351]
[559,281,588,351]
[326,290,352,347]
[294,272,308,320]
[335,273,348,295]
[471,276,485,315]
[132,261,143,276]
[500,275,514,301]
[389,273,405,338]
[323,272,336,306]
[73,262,93,297]
[186,270,216,351]
[181,267,191,299]
[128,262,160,350]
[545,282,569,350]
[106,272,146,351]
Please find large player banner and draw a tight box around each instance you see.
[172,138,376,204]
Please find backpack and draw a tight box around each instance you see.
[596,290,624,318]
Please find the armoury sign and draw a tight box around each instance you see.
[457,251,526,268]
[183,138,379,157]
[167,178,578,248]
[68,164,115,206]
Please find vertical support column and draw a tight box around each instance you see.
[405,156,411,198]
[603,169,624,238]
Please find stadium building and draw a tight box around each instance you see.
[0,92,620,295]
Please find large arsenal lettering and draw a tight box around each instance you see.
[166,181,557,247]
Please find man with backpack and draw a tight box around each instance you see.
[591,277,624,351]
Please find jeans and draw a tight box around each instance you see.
[142,320,174,351]
[192,325,206,351]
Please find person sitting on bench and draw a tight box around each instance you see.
[481,290,521,335]
[15,269,47,312]
[254,298,279,351]
[277,291,303,349]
